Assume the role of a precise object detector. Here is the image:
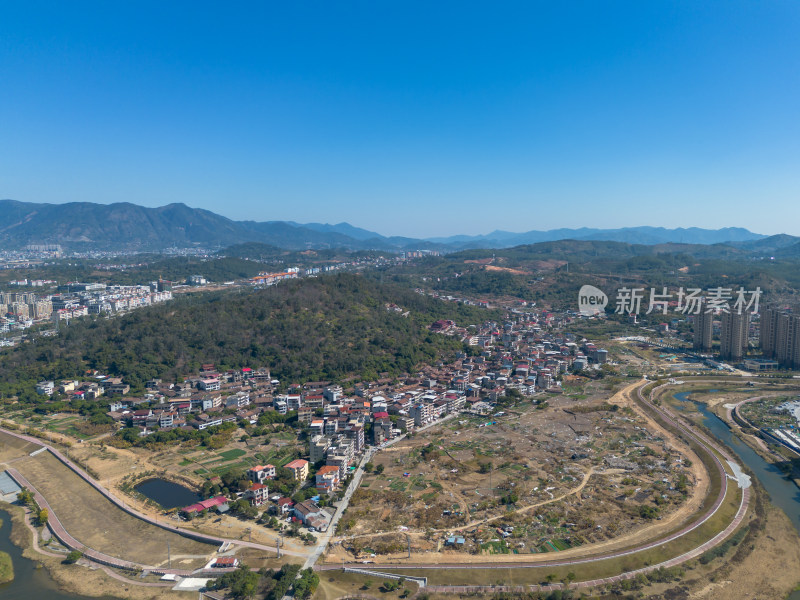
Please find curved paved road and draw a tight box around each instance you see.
[0,427,308,565]
[319,381,752,592]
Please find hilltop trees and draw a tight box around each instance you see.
[0,274,492,404]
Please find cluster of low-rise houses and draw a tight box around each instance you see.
[97,366,275,433]
[226,313,610,530]
[37,304,611,533]
[426,311,609,398]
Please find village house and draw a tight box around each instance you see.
[285,459,309,481]
[180,495,228,517]
[244,482,269,506]
[315,464,340,494]
[199,378,221,391]
[247,464,276,483]
[276,497,294,514]
[292,499,330,531]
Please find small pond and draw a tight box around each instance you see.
[133,478,201,509]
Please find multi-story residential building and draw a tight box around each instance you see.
[287,395,302,411]
[225,391,250,409]
[760,307,800,369]
[315,465,340,494]
[343,422,365,453]
[247,464,276,484]
[303,394,324,410]
[35,381,55,395]
[244,482,269,506]
[158,411,176,428]
[410,402,432,427]
[324,419,339,436]
[297,406,314,423]
[720,310,750,361]
[693,301,714,352]
[310,435,330,464]
[285,459,309,481]
[199,378,221,391]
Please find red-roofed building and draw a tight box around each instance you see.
[276,497,294,514]
[315,465,340,493]
[247,464,276,483]
[213,557,239,568]
[180,495,228,516]
[244,482,269,506]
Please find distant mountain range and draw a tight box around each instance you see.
[0,199,794,254]
[426,226,766,247]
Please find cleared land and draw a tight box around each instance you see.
[314,571,418,600]
[19,436,309,556]
[3,438,215,568]
[0,432,41,463]
[334,381,705,564]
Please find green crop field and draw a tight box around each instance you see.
[217,448,247,461]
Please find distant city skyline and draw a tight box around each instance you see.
[1,3,799,238]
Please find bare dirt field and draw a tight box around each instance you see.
[0,429,41,462]
[11,448,215,568]
[484,265,531,276]
[335,381,704,563]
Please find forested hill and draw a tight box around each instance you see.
[0,274,496,399]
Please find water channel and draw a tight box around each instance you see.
[673,389,800,599]
[3,390,800,598]
[0,508,97,600]
[673,390,800,532]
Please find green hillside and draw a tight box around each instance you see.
[0,274,496,399]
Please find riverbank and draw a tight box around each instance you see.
[680,385,800,491]
[0,502,193,600]
[0,548,12,584]
[659,385,800,598]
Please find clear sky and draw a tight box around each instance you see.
[1,2,799,238]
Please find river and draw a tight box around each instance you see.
[673,390,800,532]
[674,390,800,599]
[0,508,97,600]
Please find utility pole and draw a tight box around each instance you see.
[167,540,171,568]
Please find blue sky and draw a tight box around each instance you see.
[1,2,799,237]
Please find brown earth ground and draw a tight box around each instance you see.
[326,381,711,565]
[484,265,531,276]
[0,432,215,568]
[314,571,419,600]
[3,430,309,556]
[317,500,800,600]
[687,501,800,599]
